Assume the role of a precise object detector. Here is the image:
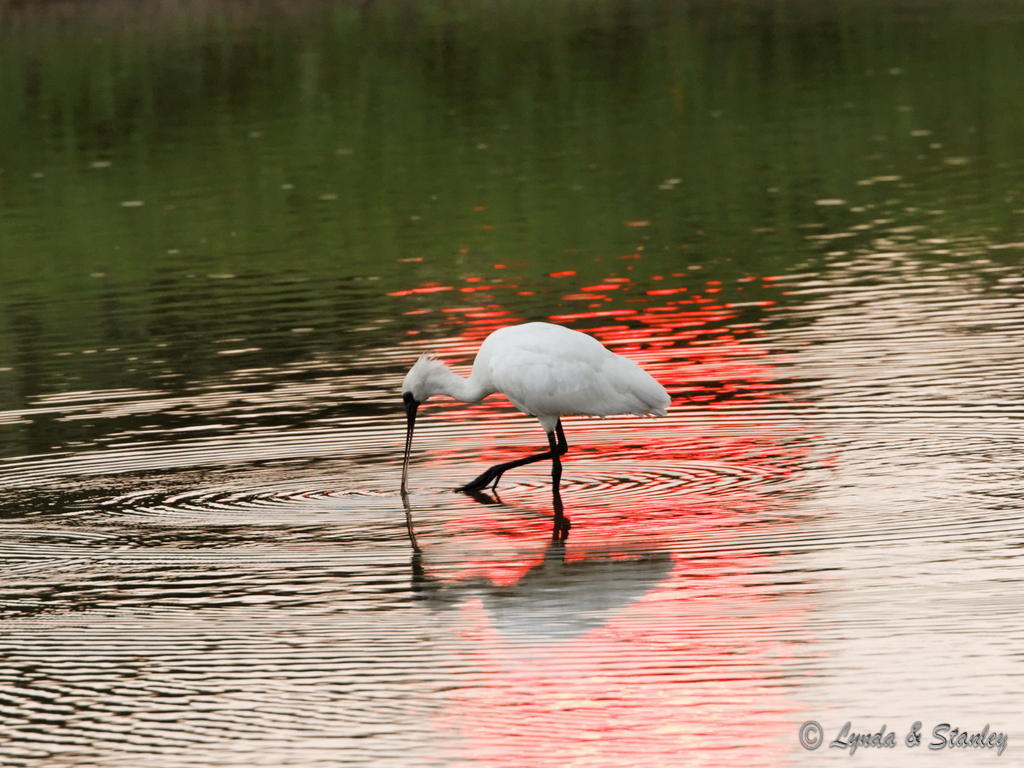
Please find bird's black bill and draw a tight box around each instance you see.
[400,392,419,494]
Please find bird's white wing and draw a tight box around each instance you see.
[484,326,669,420]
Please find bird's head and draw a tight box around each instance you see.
[400,352,443,494]
[401,352,448,404]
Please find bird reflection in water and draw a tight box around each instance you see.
[463,485,572,544]
[402,484,569,556]
[402,489,673,643]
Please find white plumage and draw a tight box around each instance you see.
[471,323,668,430]
[400,321,670,493]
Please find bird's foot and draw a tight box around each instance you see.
[456,469,500,494]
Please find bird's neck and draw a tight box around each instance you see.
[430,363,491,404]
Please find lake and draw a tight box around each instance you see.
[1,1,1022,765]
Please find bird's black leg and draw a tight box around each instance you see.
[552,423,569,483]
[547,429,563,487]
[458,420,569,493]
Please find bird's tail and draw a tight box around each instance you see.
[613,356,671,417]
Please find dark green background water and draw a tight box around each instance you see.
[3,0,1022,416]
[1,2,1022,766]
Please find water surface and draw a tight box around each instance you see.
[1,2,1023,765]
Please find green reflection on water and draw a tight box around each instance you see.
[0,0,1022,411]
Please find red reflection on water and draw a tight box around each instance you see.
[563,292,609,301]
[394,268,793,461]
[646,287,686,295]
[413,475,807,764]
[392,266,804,763]
[430,554,804,766]
[549,310,636,321]
[388,284,455,297]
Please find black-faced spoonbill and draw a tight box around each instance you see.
[400,322,670,494]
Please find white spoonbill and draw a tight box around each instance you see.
[400,322,670,494]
